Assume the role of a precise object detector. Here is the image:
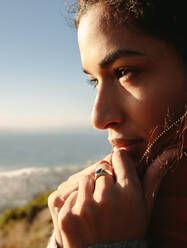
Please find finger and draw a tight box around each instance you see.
[58,180,78,191]
[75,174,95,208]
[112,149,139,187]
[67,154,112,183]
[56,176,93,210]
[56,182,79,209]
[58,191,78,232]
[143,148,177,219]
[93,162,114,203]
[56,175,94,209]
[56,154,112,200]
[58,191,80,247]
[48,191,63,246]
[55,154,112,210]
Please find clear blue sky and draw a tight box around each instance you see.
[0,0,97,132]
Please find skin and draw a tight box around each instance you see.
[78,7,187,162]
[49,149,178,248]
[48,4,187,248]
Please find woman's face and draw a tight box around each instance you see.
[77,6,187,162]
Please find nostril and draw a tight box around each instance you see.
[105,121,119,129]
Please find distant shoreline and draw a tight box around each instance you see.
[0,164,86,215]
[0,131,111,170]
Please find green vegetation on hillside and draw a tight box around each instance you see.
[0,190,54,230]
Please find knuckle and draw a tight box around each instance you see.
[68,173,83,182]
[48,191,56,205]
[104,153,112,162]
[79,175,87,183]
[58,210,77,231]
[48,191,57,209]
[48,191,64,211]
[68,174,74,181]
[81,174,93,183]
[57,181,67,191]
[68,169,85,182]
[57,184,63,191]
[96,161,112,170]
[74,200,98,220]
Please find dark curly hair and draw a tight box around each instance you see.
[73,0,187,169]
[74,0,187,62]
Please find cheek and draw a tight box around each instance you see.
[125,86,170,135]
[145,60,187,113]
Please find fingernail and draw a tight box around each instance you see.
[119,147,128,151]
[113,146,118,152]
[113,146,128,152]
[99,160,110,166]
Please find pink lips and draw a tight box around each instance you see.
[109,138,143,152]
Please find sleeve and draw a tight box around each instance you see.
[47,231,59,248]
[47,231,151,248]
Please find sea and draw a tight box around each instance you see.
[0,129,111,214]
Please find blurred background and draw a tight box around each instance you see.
[0,1,111,247]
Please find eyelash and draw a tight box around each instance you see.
[114,67,139,79]
[86,78,98,88]
[86,67,138,88]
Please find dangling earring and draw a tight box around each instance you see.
[138,106,187,166]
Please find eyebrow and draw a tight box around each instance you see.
[83,49,146,74]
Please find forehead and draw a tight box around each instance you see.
[77,6,109,56]
[77,4,108,37]
[77,5,169,71]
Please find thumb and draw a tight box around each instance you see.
[112,148,139,186]
[142,148,177,219]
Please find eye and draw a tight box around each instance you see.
[114,67,139,80]
[86,78,98,88]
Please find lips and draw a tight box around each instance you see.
[109,138,144,152]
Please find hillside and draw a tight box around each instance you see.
[0,191,54,248]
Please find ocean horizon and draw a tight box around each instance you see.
[0,129,112,213]
[0,129,111,172]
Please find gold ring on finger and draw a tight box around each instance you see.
[94,168,113,180]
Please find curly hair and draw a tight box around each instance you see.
[74,0,187,62]
[73,0,187,169]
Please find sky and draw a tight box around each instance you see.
[0,0,98,133]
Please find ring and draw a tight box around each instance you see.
[94,168,113,180]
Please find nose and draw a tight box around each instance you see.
[91,82,123,130]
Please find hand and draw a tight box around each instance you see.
[48,149,176,248]
[48,154,112,247]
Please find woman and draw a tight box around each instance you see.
[47,1,187,247]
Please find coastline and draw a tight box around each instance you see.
[0,164,88,215]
